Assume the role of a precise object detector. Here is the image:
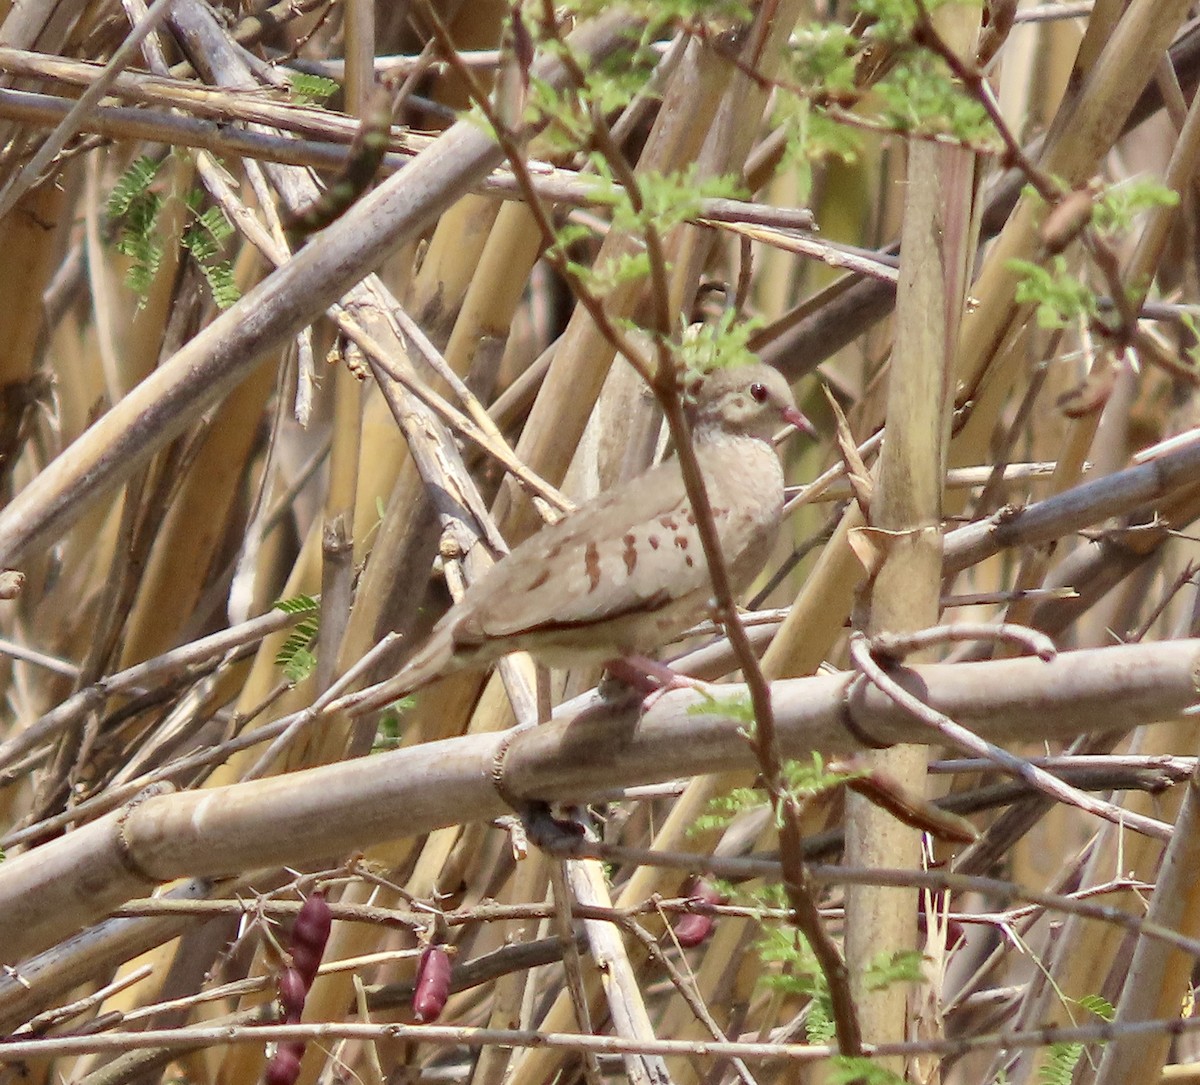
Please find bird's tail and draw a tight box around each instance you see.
[339,626,457,717]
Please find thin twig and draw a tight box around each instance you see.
[848,632,1174,841]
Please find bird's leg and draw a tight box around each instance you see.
[602,655,716,710]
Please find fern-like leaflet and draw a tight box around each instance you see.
[108,154,240,308]
[182,205,239,309]
[106,154,161,219]
[287,71,340,105]
[108,155,165,301]
[274,595,320,683]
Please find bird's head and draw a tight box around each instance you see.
[686,362,816,445]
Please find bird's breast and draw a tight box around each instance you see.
[700,437,786,593]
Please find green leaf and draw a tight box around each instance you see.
[196,205,234,242]
[199,259,240,309]
[281,645,317,684]
[182,225,219,264]
[678,310,763,376]
[586,158,743,238]
[694,753,859,832]
[830,1057,908,1085]
[687,686,754,723]
[182,203,239,309]
[755,927,841,1044]
[591,250,653,290]
[106,155,161,219]
[116,229,164,301]
[1076,993,1115,1021]
[771,97,862,204]
[691,784,766,833]
[1038,995,1112,1085]
[1008,256,1098,329]
[273,595,320,683]
[805,995,837,1045]
[372,703,415,751]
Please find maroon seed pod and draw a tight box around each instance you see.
[264,1041,305,1085]
[673,877,725,948]
[290,891,332,987]
[672,913,715,948]
[412,944,452,1023]
[277,967,307,1022]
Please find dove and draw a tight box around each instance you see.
[361,362,811,708]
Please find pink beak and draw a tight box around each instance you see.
[782,405,818,439]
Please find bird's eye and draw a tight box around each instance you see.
[750,382,769,403]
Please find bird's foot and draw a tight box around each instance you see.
[602,655,715,712]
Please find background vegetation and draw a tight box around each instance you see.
[0,1,1196,1083]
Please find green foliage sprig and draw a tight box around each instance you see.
[1092,177,1180,236]
[855,0,957,39]
[182,202,240,310]
[679,309,762,375]
[107,154,165,300]
[287,71,340,105]
[273,594,320,684]
[1008,256,1098,330]
[874,54,993,143]
[1038,995,1114,1085]
[692,752,861,832]
[106,153,240,310]
[829,1057,909,1085]
[1008,176,1180,331]
[756,925,924,1058]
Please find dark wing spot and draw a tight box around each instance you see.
[684,510,696,525]
[674,535,689,550]
[685,555,695,567]
[659,516,678,530]
[584,541,601,593]
[622,533,638,574]
[648,535,660,550]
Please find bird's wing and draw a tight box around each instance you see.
[452,461,713,644]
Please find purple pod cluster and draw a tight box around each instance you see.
[265,892,332,1085]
